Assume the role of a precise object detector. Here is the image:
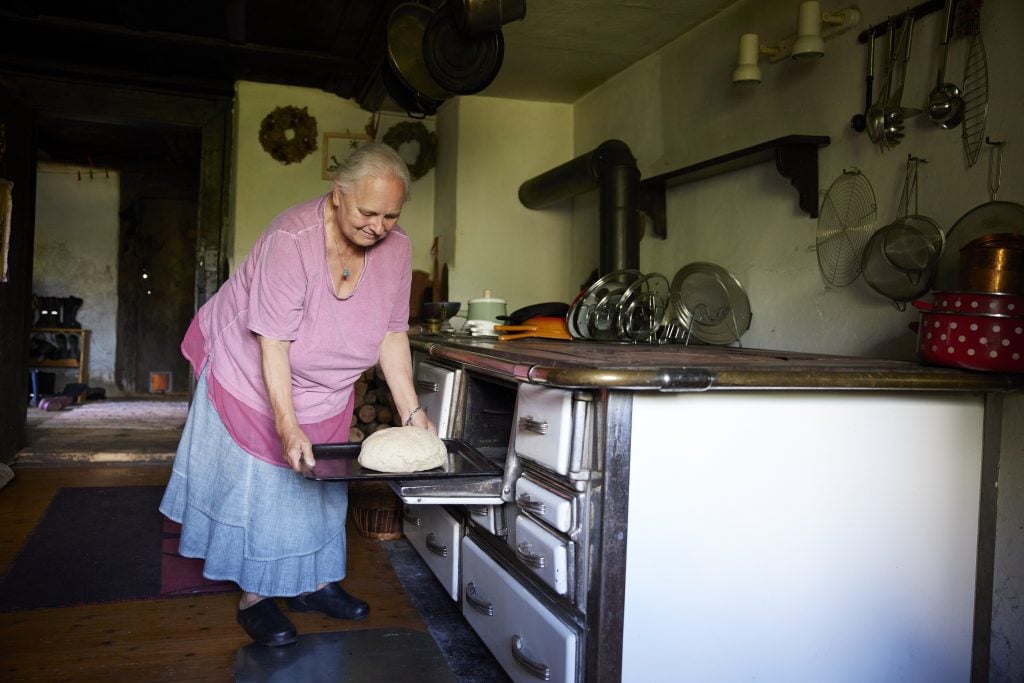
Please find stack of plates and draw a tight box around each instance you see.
[461,320,499,337]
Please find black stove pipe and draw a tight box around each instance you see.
[518,139,640,275]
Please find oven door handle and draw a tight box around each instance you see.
[516,493,547,515]
[403,510,422,526]
[518,416,549,435]
[465,581,495,616]
[426,532,448,558]
[415,379,439,393]
[511,634,551,680]
[516,541,546,568]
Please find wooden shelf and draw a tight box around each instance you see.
[32,358,79,368]
[637,135,831,238]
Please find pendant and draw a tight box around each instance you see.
[342,267,351,279]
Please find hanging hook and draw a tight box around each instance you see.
[985,137,1004,201]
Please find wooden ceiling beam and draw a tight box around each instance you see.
[0,11,366,75]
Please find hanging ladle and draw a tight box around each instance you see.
[927,0,964,129]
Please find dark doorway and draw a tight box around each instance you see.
[36,116,200,395]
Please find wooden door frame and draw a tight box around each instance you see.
[0,75,231,459]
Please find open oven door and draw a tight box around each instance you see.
[302,439,505,505]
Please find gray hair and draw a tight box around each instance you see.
[331,141,412,199]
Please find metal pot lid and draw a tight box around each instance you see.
[567,269,642,340]
[670,262,751,345]
[423,4,504,95]
[387,3,451,102]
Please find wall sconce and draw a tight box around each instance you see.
[732,34,783,85]
[792,1,859,58]
[733,2,861,85]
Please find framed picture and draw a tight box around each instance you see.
[322,132,371,180]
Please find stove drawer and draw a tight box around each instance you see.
[515,476,574,534]
[515,514,571,596]
[414,361,458,437]
[515,384,573,475]
[403,504,460,600]
[462,537,579,683]
[466,503,505,536]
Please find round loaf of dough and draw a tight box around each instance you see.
[358,426,447,473]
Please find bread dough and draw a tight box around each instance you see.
[358,426,447,473]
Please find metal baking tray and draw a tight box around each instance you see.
[302,438,501,481]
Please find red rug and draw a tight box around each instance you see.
[161,518,236,597]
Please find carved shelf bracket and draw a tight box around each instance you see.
[637,135,830,239]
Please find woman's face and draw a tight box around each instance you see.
[332,175,406,248]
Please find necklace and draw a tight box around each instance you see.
[333,233,363,281]
[326,203,363,282]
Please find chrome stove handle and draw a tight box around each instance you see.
[403,510,422,526]
[465,582,495,616]
[518,416,549,435]
[516,541,546,568]
[426,532,448,558]
[511,634,550,680]
[416,379,439,393]
[516,493,547,515]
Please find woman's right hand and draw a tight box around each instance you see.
[280,424,315,473]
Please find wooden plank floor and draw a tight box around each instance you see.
[0,465,430,681]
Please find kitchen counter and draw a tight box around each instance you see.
[410,335,1023,392]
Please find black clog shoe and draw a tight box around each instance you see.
[287,583,369,620]
[236,599,297,647]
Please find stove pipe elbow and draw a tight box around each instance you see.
[518,139,640,275]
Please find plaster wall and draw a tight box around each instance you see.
[573,0,1023,359]
[230,82,437,276]
[33,164,119,390]
[436,96,574,310]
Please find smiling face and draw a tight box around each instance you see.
[331,175,406,249]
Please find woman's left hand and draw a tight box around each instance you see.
[406,406,438,435]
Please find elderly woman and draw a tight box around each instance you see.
[160,142,434,646]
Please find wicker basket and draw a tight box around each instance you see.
[350,481,403,541]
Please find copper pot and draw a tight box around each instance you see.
[957,233,1024,294]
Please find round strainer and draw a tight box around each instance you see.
[817,169,877,286]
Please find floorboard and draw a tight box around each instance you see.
[0,465,433,682]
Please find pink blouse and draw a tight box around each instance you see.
[181,193,411,467]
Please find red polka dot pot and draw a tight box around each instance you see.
[929,291,1024,316]
[916,310,1024,373]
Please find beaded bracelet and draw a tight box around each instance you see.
[404,406,426,426]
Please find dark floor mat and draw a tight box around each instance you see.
[234,628,457,682]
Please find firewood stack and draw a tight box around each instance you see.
[350,366,401,443]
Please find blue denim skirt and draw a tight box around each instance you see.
[159,369,348,597]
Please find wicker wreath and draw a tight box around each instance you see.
[382,121,437,181]
[258,106,318,165]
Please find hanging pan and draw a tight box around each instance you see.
[423,2,505,95]
[385,3,450,116]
